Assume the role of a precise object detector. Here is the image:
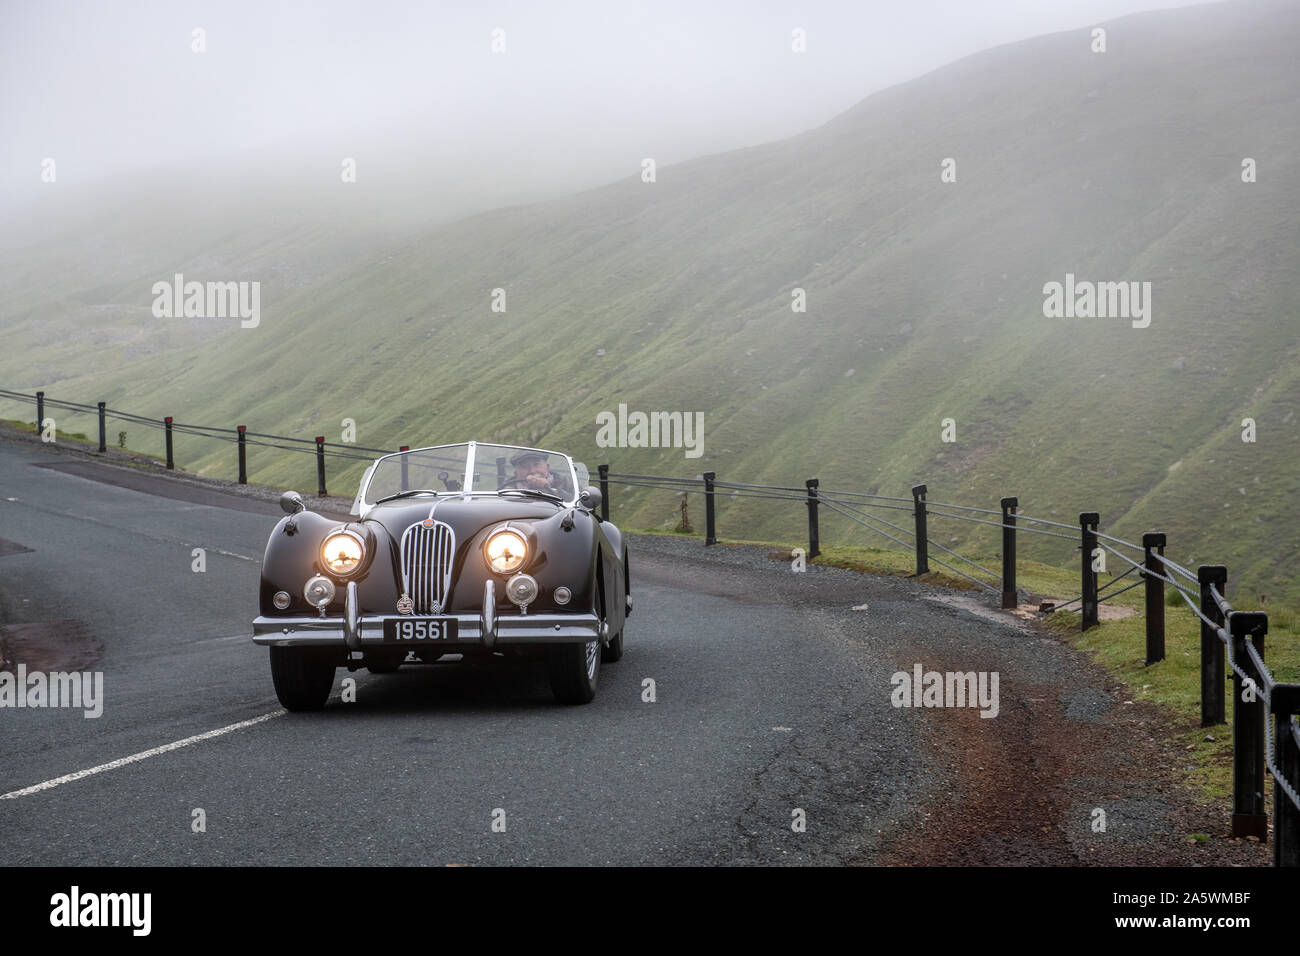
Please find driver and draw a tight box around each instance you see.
[502,450,571,498]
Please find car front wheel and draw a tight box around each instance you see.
[269,646,336,711]
[549,584,602,704]
[601,625,624,663]
[548,637,600,704]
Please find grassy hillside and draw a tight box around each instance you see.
[2,0,1297,602]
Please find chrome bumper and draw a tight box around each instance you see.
[253,579,600,648]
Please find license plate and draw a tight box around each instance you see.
[383,618,457,642]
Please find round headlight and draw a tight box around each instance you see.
[304,575,336,608]
[506,573,539,607]
[485,529,527,574]
[320,529,365,576]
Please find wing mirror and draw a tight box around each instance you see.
[580,486,602,513]
[280,490,306,515]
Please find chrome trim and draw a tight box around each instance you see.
[303,574,335,611]
[505,573,538,610]
[399,519,455,614]
[252,611,599,646]
[344,581,360,650]
[482,579,497,650]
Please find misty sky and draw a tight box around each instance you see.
[2,0,1219,217]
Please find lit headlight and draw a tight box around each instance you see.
[320,529,365,576]
[485,529,527,574]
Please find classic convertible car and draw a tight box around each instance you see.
[253,442,630,709]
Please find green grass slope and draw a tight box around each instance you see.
[3,0,1297,602]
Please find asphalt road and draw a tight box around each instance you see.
[0,434,1264,866]
[0,437,934,865]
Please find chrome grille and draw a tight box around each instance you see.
[400,520,455,614]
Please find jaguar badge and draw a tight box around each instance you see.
[396,594,414,615]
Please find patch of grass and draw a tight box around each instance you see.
[0,418,164,463]
[2,417,89,443]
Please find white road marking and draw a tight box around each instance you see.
[0,710,286,800]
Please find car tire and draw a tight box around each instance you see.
[601,626,624,663]
[269,646,335,711]
[548,639,600,704]
[549,582,602,704]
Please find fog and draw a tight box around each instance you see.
[2,0,1219,229]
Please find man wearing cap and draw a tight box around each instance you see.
[501,450,572,498]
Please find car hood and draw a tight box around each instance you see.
[361,494,563,541]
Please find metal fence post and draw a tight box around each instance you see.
[97,402,107,452]
[1000,496,1018,609]
[912,484,928,575]
[1199,565,1227,727]
[236,426,247,483]
[805,478,820,559]
[1143,532,1166,664]
[1230,610,1268,839]
[400,445,409,492]
[703,472,716,546]
[315,437,327,496]
[164,417,174,470]
[597,464,609,521]
[1275,698,1300,867]
[36,391,44,431]
[1079,512,1100,630]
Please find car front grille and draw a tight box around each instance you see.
[399,520,455,614]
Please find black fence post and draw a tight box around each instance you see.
[315,437,327,497]
[805,478,820,559]
[237,426,247,483]
[1199,565,1228,727]
[1000,496,1018,609]
[1229,610,1268,840]
[400,445,409,492]
[703,472,716,546]
[1275,697,1300,867]
[912,484,928,575]
[1079,512,1100,631]
[36,391,44,431]
[164,417,174,470]
[597,464,610,521]
[97,402,106,452]
[1143,532,1166,664]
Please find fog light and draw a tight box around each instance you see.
[304,575,336,609]
[553,586,571,605]
[506,573,538,607]
[273,590,292,610]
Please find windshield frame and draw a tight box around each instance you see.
[357,441,582,514]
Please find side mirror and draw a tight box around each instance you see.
[580,486,602,514]
[280,490,306,515]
